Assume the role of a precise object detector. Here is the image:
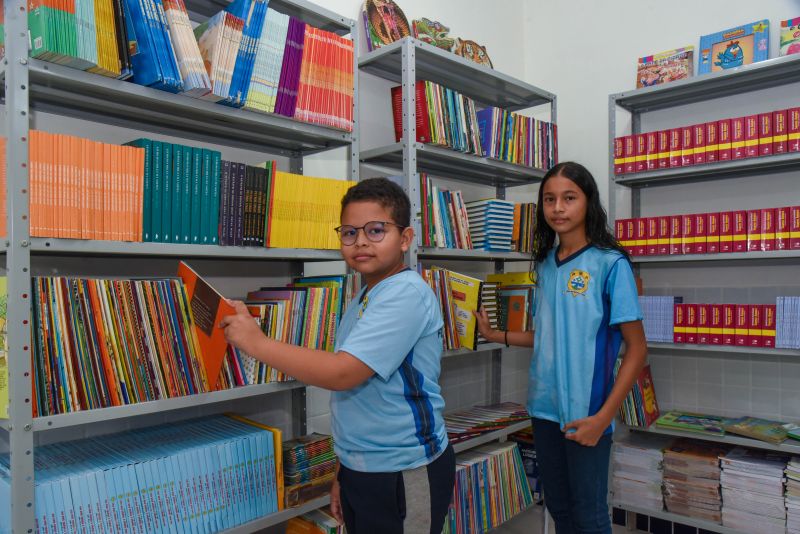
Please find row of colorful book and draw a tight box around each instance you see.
[615,207,800,257]
[0,414,284,534]
[282,433,336,508]
[508,427,542,502]
[616,363,660,428]
[475,106,558,170]
[613,107,800,175]
[444,402,529,444]
[26,0,355,130]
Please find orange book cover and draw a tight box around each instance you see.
[103,142,112,240]
[111,143,120,241]
[177,261,235,390]
[70,134,81,238]
[637,364,660,427]
[512,204,521,250]
[135,146,145,241]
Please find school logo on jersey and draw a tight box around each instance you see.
[566,270,591,296]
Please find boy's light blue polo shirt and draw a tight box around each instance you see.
[331,269,448,472]
[528,245,642,434]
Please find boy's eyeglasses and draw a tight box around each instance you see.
[334,221,405,245]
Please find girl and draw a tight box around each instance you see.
[475,161,646,534]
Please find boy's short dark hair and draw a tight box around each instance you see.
[340,177,411,227]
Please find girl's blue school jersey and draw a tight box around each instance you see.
[528,245,642,433]
[332,270,448,472]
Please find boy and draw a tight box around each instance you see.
[221,177,455,534]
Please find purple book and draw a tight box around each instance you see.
[274,18,297,115]
[276,18,306,117]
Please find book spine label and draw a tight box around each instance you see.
[705,121,719,162]
[614,137,624,175]
[646,217,658,255]
[681,214,694,255]
[745,114,759,158]
[719,211,733,253]
[685,304,697,344]
[693,123,706,165]
[657,130,670,169]
[792,206,800,250]
[763,304,776,348]
[733,210,747,252]
[776,206,791,250]
[697,304,710,344]
[735,304,749,346]
[709,304,723,345]
[718,118,732,161]
[623,135,635,173]
[774,110,788,154]
[615,218,626,249]
[669,215,682,255]
[747,209,761,252]
[789,107,800,152]
[759,112,773,157]
[669,128,682,167]
[646,132,658,170]
[707,212,720,253]
[731,117,746,160]
[673,303,685,344]
[694,213,707,254]
[681,126,694,166]
[635,133,647,173]
[634,217,646,256]
[657,216,670,255]
[761,208,776,251]
[748,304,764,347]
[722,304,736,345]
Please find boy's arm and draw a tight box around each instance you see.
[221,301,374,391]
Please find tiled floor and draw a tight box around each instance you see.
[493,504,634,533]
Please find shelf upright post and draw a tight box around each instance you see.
[349,20,360,183]
[400,39,419,271]
[4,0,36,530]
[607,94,618,230]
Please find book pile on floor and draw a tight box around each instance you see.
[720,447,789,534]
[788,458,800,534]
[662,438,730,523]
[444,402,529,444]
[283,433,336,507]
[611,433,670,510]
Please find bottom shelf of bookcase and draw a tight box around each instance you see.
[452,420,531,453]
[620,423,800,455]
[611,502,745,534]
[222,495,331,533]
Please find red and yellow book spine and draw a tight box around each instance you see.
[732,210,747,252]
[709,304,723,345]
[669,215,682,255]
[722,304,736,345]
[776,206,790,250]
[634,217,646,256]
[707,212,720,254]
[791,206,800,250]
[747,209,761,252]
[705,121,719,163]
[624,218,635,255]
[613,137,624,175]
[646,132,658,170]
[694,213,707,254]
[718,118,732,161]
[657,130,670,169]
[623,135,635,174]
[673,304,685,344]
[788,107,800,152]
[748,304,763,347]
[745,114,759,158]
[681,214,694,255]
[657,216,670,255]
[681,126,694,166]
[758,112,773,157]
[719,211,733,253]
[635,133,647,173]
[693,123,706,165]
[646,217,658,256]
[669,128,682,167]
[774,109,788,154]
[697,304,710,344]
[685,304,698,344]
[731,117,746,160]
[734,304,749,346]
[761,208,776,251]
[763,304,776,348]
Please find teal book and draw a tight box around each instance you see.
[161,142,173,243]
[151,142,163,242]
[200,149,212,244]
[209,151,222,245]
[191,148,203,244]
[124,139,153,241]
[172,145,184,243]
[181,147,193,243]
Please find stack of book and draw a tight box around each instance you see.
[419,173,472,249]
[777,296,800,349]
[465,199,515,251]
[508,427,542,501]
[639,296,681,342]
[476,107,558,170]
[477,282,499,345]
[672,302,786,348]
[512,202,536,253]
[282,433,336,508]
[656,411,727,436]
[720,447,789,534]
[788,458,800,534]
[443,442,533,534]
[0,414,283,533]
[662,438,730,523]
[616,363,660,428]
[611,433,671,510]
[287,507,343,534]
[444,402,529,445]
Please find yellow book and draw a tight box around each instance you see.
[486,271,536,286]
[225,413,285,510]
[448,271,483,350]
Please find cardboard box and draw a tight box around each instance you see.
[747,209,761,252]
[669,128,683,167]
[646,132,658,170]
[624,135,636,173]
[635,133,648,173]
[734,304,749,346]
[658,216,670,255]
[682,214,695,254]
[681,126,695,166]
[705,121,719,162]
[614,137,625,175]
[774,109,788,154]
[758,112,773,157]
[697,304,710,344]
[657,130,670,169]
[719,211,733,253]
[722,304,736,345]
[709,304,723,345]
[732,210,747,253]
[673,304,685,344]
[748,304,763,347]
[763,304,776,348]
[670,215,683,255]
[718,118,732,161]
[694,213,708,254]
[635,217,647,256]
[707,212,720,253]
[646,217,658,255]
[685,304,698,344]
[761,208,776,251]
[776,206,791,250]
[791,206,800,250]
[789,107,800,152]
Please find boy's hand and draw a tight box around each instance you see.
[220,300,265,355]
[472,307,495,340]
[563,414,608,447]
[330,478,344,525]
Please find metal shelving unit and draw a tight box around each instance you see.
[452,420,530,454]
[648,341,800,358]
[222,496,332,533]
[631,249,800,264]
[442,343,505,360]
[1,0,359,531]
[418,247,532,262]
[610,501,746,534]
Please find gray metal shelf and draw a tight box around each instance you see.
[419,247,531,262]
[443,343,505,359]
[28,238,343,261]
[647,342,800,357]
[452,420,531,454]
[187,0,352,34]
[222,495,332,533]
[615,151,800,188]
[31,381,304,432]
[361,142,546,186]
[16,59,352,156]
[611,53,800,113]
[621,423,800,455]
[610,502,745,534]
[632,249,800,264]
[359,37,554,111]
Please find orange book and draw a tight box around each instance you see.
[69,134,80,238]
[512,204,521,250]
[136,148,144,241]
[85,280,122,406]
[112,143,121,241]
[177,261,236,390]
[55,132,63,238]
[103,142,111,240]
[92,139,103,240]
[80,138,90,239]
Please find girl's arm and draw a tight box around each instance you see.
[220,301,374,391]
[564,320,647,446]
[473,307,534,348]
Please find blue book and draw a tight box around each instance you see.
[225,0,270,106]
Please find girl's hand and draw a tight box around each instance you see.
[472,307,495,340]
[220,300,265,355]
[563,415,608,447]
[330,477,344,525]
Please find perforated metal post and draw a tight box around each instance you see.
[401,39,419,270]
[349,20,360,183]
[4,0,36,530]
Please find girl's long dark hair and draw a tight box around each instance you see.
[532,161,628,263]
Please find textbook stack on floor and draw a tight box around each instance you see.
[612,434,670,511]
[282,433,336,508]
[788,458,800,534]
[720,447,789,534]
[662,439,730,523]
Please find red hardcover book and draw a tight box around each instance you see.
[670,215,683,255]
[731,117,746,159]
[685,304,698,344]
[705,121,719,162]
[722,304,736,345]
[734,304,749,346]
[635,134,647,172]
[758,112,773,157]
[624,135,636,173]
[707,212,720,253]
[791,206,800,250]
[694,213,708,254]
[789,107,800,152]
[693,124,706,165]
[776,207,790,250]
[673,304,685,343]
[635,217,647,256]
[681,214,694,254]
[636,365,661,427]
[625,218,636,255]
[669,128,682,167]
[747,209,761,252]
[615,217,626,245]
[774,110,788,154]
[732,210,747,252]
[614,137,625,175]
[745,114,759,158]
[718,118,732,161]
[390,83,431,143]
[657,130,670,169]
[761,208,776,251]
[681,126,694,166]
[709,304,723,345]
[719,211,733,253]
[763,304,776,348]
[748,304,763,347]
[646,217,658,255]
[657,216,670,255]
[697,304,710,344]
[646,132,658,170]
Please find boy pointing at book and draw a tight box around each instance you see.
[221,178,456,534]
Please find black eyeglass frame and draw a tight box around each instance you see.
[334,221,407,245]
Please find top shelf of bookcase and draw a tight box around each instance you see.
[611,54,800,114]
[11,59,353,156]
[359,38,555,111]
[186,0,353,34]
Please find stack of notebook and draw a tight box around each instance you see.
[283,433,336,507]
[465,199,515,251]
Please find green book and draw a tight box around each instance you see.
[208,151,221,245]
[723,416,787,444]
[656,411,726,436]
[151,142,163,242]
[124,139,152,242]
[172,145,184,243]
[190,148,203,243]
[200,149,212,244]
[784,423,800,441]
[161,143,172,243]
[181,147,192,244]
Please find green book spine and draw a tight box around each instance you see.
[190,148,202,243]
[28,6,53,60]
[199,149,212,244]
[172,145,184,243]
[181,148,192,243]
[209,151,221,245]
[161,143,172,243]
[123,139,152,242]
[151,142,163,242]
